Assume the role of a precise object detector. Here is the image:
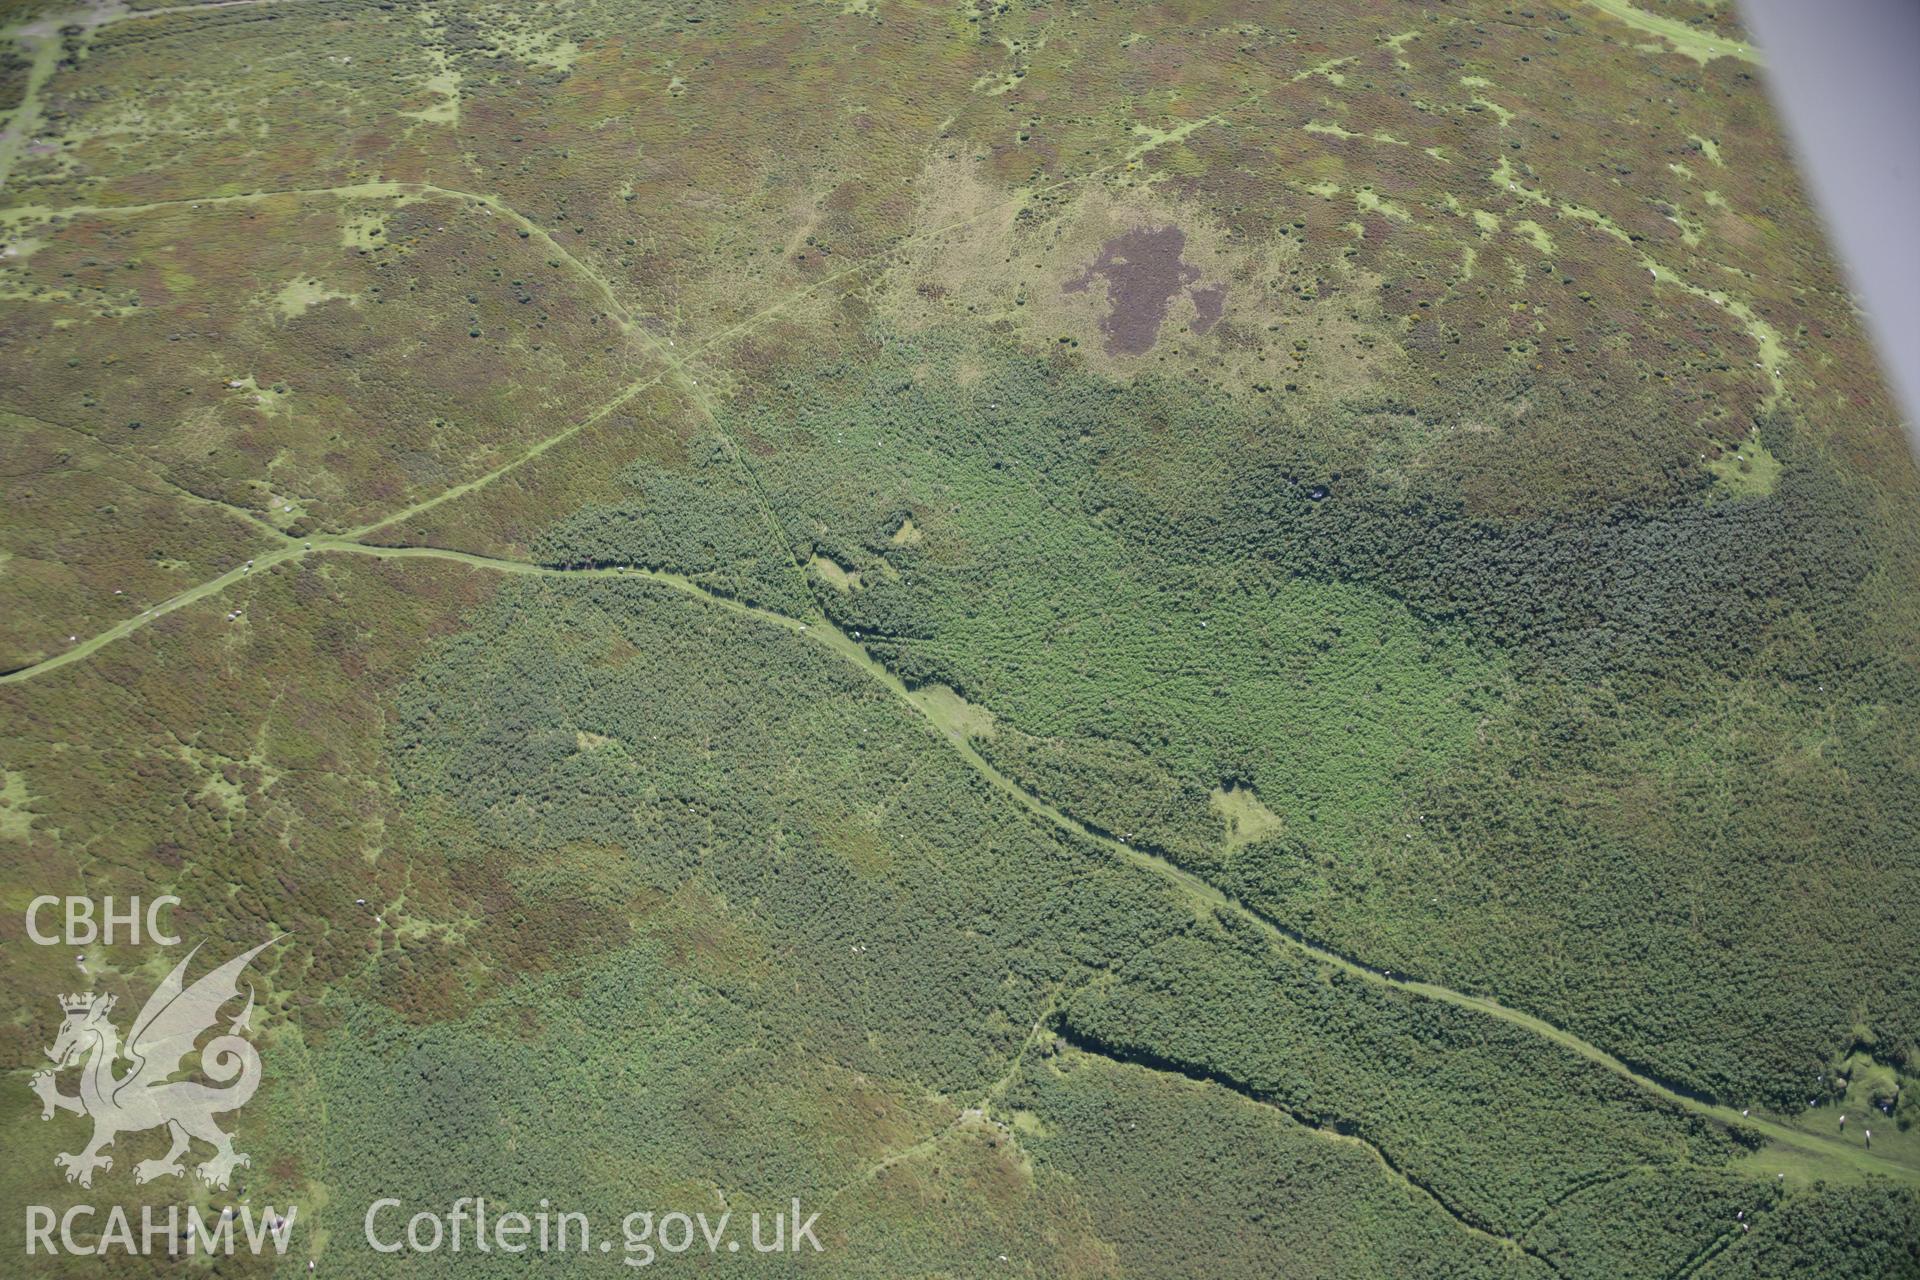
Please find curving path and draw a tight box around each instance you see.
[0,4,1891,1209]
[20,535,1904,1193]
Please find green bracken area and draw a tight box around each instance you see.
[1,0,1917,1275]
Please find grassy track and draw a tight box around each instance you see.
[1,1,1901,1207]
[0,19,61,194]
[344,544,1920,1190]
[1582,0,1761,65]
[30,537,1900,1193]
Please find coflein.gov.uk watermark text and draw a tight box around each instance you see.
[366,1197,824,1267]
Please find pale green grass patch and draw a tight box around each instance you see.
[809,554,863,592]
[1706,427,1781,498]
[1211,784,1285,850]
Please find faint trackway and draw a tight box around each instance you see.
[0,403,289,542]
[3,10,1790,660]
[0,177,759,539]
[0,97,1249,658]
[3,179,678,375]
[0,22,1866,1195]
[814,978,1556,1272]
[13,534,1908,1195]
[810,987,1070,1221]
[1,0,1786,643]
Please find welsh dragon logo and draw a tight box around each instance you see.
[30,938,280,1190]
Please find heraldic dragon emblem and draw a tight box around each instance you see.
[30,938,280,1190]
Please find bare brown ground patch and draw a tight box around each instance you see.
[871,163,1407,409]
[1061,224,1204,355]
